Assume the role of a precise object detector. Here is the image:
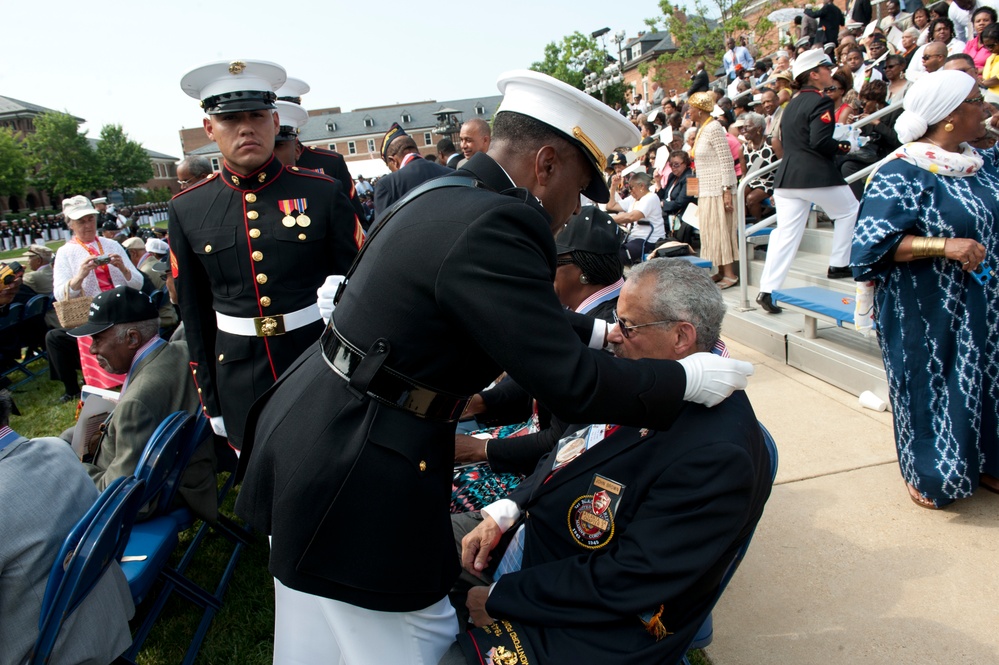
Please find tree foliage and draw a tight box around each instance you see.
[0,128,29,199]
[531,31,626,106]
[24,111,101,197]
[652,0,781,70]
[96,124,153,191]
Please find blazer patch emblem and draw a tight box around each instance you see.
[820,110,833,124]
[567,474,627,549]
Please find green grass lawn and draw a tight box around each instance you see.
[10,360,712,665]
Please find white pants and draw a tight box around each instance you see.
[272,577,458,665]
[759,185,859,293]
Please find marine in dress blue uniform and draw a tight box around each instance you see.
[169,59,362,448]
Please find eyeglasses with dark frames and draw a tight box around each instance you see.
[613,311,682,339]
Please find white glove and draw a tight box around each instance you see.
[210,416,228,437]
[317,275,346,324]
[677,353,754,407]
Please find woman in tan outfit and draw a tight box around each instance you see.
[687,92,739,287]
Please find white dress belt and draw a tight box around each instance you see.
[216,303,321,337]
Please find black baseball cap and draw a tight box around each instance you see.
[555,206,624,255]
[101,220,118,232]
[67,286,159,338]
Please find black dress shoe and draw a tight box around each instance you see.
[827,266,853,279]
[756,292,782,314]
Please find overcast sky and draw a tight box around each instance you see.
[2,0,667,157]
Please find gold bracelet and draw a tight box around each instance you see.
[911,236,947,258]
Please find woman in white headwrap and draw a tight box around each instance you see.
[851,70,999,509]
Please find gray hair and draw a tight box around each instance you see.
[179,156,213,179]
[627,259,725,352]
[112,319,160,344]
[742,112,766,131]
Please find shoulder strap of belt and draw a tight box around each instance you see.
[334,175,481,305]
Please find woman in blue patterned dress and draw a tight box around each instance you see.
[852,70,999,508]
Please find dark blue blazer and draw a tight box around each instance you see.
[373,156,452,221]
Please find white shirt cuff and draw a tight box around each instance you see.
[588,319,608,350]
[481,498,521,533]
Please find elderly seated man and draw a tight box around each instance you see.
[66,286,216,521]
[443,258,773,665]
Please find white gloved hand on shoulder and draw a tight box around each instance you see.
[677,352,754,407]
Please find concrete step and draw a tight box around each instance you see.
[720,283,888,404]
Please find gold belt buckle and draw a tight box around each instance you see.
[254,314,286,337]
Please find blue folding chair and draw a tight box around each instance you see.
[30,476,145,665]
[679,421,779,664]
[121,411,193,604]
[122,412,249,665]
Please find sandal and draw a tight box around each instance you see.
[907,483,939,509]
[718,276,739,290]
[711,273,725,283]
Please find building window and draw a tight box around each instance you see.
[401,113,412,123]
[475,104,485,115]
[326,121,337,132]
[367,139,376,153]
[632,43,642,58]
[348,141,356,155]
[363,117,374,128]
[210,157,220,172]
[328,143,337,152]
[424,132,432,146]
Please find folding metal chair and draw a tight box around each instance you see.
[30,476,145,664]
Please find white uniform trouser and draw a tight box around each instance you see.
[759,185,859,293]
[272,577,458,665]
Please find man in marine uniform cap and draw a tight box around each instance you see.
[277,77,369,230]
[272,101,310,166]
[168,58,363,449]
[235,68,753,664]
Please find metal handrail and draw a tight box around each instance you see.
[735,102,900,308]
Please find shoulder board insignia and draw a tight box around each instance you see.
[820,110,832,124]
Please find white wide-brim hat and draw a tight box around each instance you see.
[496,69,641,203]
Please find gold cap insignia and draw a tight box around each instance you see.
[231,175,240,186]
[228,61,246,75]
[572,126,605,172]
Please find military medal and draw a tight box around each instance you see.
[278,198,309,229]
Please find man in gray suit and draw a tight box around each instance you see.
[0,390,134,665]
[67,286,217,521]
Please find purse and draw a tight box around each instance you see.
[53,283,93,329]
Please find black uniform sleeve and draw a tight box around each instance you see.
[325,152,369,231]
[322,177,363,273]
[809,97,852,157]
[168,198,220,418]
[437,201,688,431]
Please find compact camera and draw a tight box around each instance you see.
[93,256,112,266]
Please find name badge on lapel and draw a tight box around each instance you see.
[567,473,626,549]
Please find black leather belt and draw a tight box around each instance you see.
[320,323,470,422]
